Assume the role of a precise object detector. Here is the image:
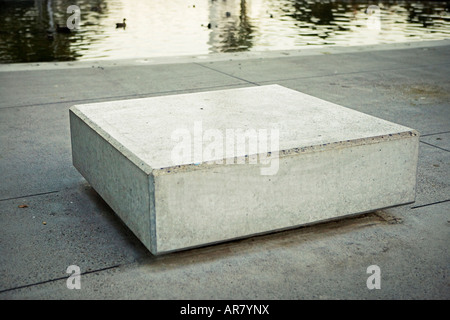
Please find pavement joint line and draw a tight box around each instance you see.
[420,131,450,137]
[411,199,450,209]
[0,83,251,111]
[256,61,450,84]
[419,140,450,152]
[0,190,59,202]
[194,62,261,86]
[0,264,121,295]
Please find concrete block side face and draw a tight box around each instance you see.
[154,135,419,253]
[69,110,154,252]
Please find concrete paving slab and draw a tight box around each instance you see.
[0,185,149,292]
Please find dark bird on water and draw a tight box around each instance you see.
[116,18,127,28]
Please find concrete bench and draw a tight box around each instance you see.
[69,85,419,255]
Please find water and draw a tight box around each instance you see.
[1,0,449,63]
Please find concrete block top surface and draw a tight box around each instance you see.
[70,85,418,174]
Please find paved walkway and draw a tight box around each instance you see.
[0,40,449,300]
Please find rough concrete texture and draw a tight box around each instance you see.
[0,40,449,300]
[70,85,419,254]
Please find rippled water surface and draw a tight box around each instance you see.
[1,0,449,63]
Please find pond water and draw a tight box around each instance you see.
[1,0,449,63]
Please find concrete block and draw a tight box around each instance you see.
[69,85,419,254]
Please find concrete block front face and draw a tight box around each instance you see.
[69,85,419,255]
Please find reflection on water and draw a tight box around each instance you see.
[0,0,449,63]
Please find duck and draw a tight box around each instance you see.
[116,18,126,28]
[56,24,71,33]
